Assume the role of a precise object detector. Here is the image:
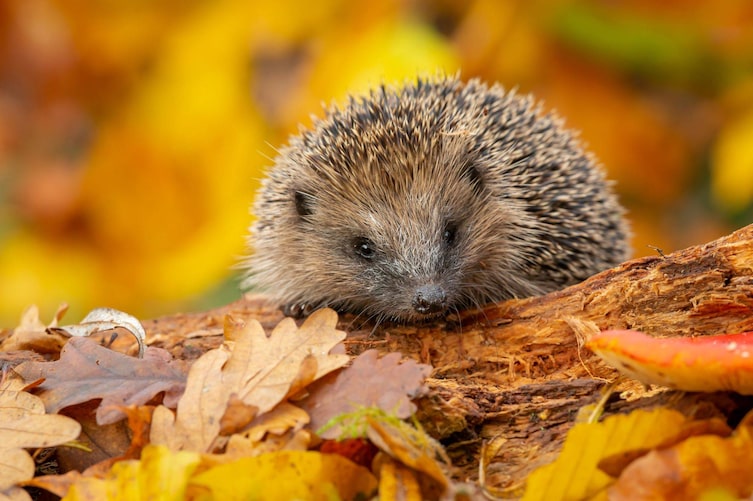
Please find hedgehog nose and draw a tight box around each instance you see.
[412,285,447,315]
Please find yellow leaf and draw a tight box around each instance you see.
[63,445,201,501]
[523,408,689,501]
[296,18,459,127]
[378,456,423,501]
[188,450,377,500]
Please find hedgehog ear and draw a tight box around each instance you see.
[294,190,314,218]
[461,163,485,192]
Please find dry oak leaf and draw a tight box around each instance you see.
[151,309,348,453]
[224,402,311,456]
[29,403,158,497]
[0,389,81,491]
[15,337,187,425]
[0,304,69,354]
[300,349,432,438]
[588,330,753,393]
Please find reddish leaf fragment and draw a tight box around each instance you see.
[320,438,379,469]
[300,350,432,439]
[588,330,753,393]
[15,337,187,424]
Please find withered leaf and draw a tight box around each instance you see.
[0,448,35,491]
[0,388,80,491]
[300,350,432,438]
[15,337,187,425]
[150,349,229,452]
[223,309,348,413]
[151,309,347,453]
[0,304,69,354]
[49,307,147,358]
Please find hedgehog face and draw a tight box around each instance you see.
[249,136,531,322]
[290,157,490,321]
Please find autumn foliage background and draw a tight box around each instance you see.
[1,0,752,327]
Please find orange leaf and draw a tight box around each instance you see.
[587,330,753,393]
[609,418,753,499]
[320,438,379,469]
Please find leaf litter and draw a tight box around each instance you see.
[11,301,753,499]
[6,305,438,500]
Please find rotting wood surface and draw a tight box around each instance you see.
[138,223,753,488]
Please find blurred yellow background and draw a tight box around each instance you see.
[1,0,752,327]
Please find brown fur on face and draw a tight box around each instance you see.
[243,76,630,322]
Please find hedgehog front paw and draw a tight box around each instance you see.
[282,302,316,318]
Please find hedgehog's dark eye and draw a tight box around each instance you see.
[353,237,376,260]
[443,223,458,246]
[294,191,313,217]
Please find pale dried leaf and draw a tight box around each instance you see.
[0,486,32,501]
[242,402,310,443]
[0,390,45,418]
[226,309,349,413]
[150,349,229,452]
[226,429,312,457]
[0,305,69,353]
[48,307,146,358]
[367,417,450,492]
[0,414,81,448]
[152,309,346,453]
[218,395,258,436]
[0,449,34,490]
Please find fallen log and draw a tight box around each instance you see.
[140,223,753,487]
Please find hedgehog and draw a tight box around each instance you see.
[241,76,630,323]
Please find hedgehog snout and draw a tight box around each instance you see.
[411,284,447,315]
